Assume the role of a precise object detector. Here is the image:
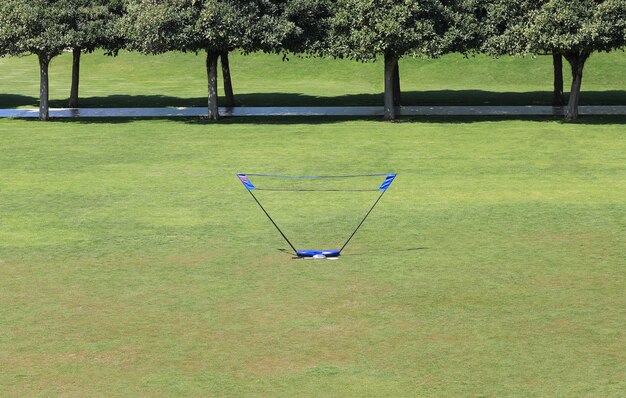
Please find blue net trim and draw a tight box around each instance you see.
[238,173,396,192]
[255,188,379,192]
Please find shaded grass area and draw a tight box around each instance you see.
[5,90,626,108]
[0,118,624,396]
[1,51,626,108]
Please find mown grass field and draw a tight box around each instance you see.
[1,116,625,396]
[1,50,626,108]
[1,52,625,396]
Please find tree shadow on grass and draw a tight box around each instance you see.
[0,94,40,108]
[41,115,372,126]
[36,114,626,126]
[381,114,626,125]
[233,90,626,107]
[3,89,626,126]
[3,90,626,109]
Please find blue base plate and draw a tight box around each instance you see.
[296,250,340,258]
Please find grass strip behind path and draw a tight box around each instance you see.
[1,51,626,108]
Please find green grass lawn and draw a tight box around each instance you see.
[1,50,626,108]
[1,116,625,396]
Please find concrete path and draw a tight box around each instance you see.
[2,105,626,118]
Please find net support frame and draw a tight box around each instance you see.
[339,188,387,253]
[245,189,298,254]
[237,173,396,256]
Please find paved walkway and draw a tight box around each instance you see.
[2,105,626,118]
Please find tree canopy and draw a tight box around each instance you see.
[328,0,452,61]
[526,0,626,55]
[0,0,71,60]
[282,0,332,55]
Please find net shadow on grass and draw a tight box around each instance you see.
[3,90,626,109]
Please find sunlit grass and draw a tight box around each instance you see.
[1,50,626,108]
[0,117,624,396]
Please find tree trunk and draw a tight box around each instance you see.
[220,51,235,108]
[69,47,81,108]
[383,54,398,121]
[392,58,401,107]
[38,54,51,121]
[564,51,590,120]
[206,50,220,120]
[552,50,564,107]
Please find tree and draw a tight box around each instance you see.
[122,0,292,120]
[66,0,125,108]
[526,0,626,119]
[482,0,626,117]
[327,0,457,120]
[0,0,76,120]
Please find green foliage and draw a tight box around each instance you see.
[0,0,73,59]
[283,0,333,54]
[444,0,487,54]
[525,0,626,54]
[479,0,535,56]
[122,0,294,55]
[67,0,125,54]
[481,0,626,56]
[327,0,457,61]
[0,0,124,57]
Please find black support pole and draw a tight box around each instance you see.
[247,190,298,254]
[339,190,387,253]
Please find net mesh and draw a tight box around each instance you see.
[244,174,389,192]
